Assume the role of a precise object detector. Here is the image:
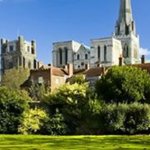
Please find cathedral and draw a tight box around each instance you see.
[52,0,140,69]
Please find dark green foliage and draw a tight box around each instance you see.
[95,66,150,103]
[124,103,150,134]
[42,83,91,134]
[28,83,48,101]
[0,87,30,134]
[99,103,150,134]
[68,74,87,85]
[40,110,67,135]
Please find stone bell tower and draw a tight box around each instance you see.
[114,0,140,64]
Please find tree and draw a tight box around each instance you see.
[28,83,48,101]
[43,83,91,134]
[68,74,87,85]
[18,108,47,135]
[1,68,29,90]
[0,87,31,134]
[95,66,150,103]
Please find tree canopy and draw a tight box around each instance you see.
[95,66,150,103]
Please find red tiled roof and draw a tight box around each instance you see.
[52,67,68,77]
[85,67,106,77]
[73,69,86,75]
[131,63,150,73]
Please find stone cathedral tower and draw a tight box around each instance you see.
[1,36,37,75]
[114,0,140,64]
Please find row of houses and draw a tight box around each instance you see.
[22,55,150,91]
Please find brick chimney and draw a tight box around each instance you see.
[141,55,145,64]
[101,66,105,75]
[119,55,123,66]
[67,64,73,77]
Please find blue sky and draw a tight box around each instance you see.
[0,0,150,64]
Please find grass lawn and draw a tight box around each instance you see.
[0,135,150,150]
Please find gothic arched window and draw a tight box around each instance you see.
[59,48,62,65]
[85,54,88,59]
[125,25,129,35]
[104,45,107,62]
[64,47,68,65]
[77,54,80,60]
[98,46,101,60]
[123,45,129,58]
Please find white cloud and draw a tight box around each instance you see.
[139,47,150,57]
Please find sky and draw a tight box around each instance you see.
[0,0,150,64]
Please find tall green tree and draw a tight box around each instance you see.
[43,83,91,134]
[0,87,31,134]
[1,68,29,89]
[95,66,150,103]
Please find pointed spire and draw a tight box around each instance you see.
[119,0,133,25]
[115,0,136,36]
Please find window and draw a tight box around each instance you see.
[34,59,37,69]
[9,45,14,52]
[85,54,88,59]
[123,44,129,58]
[77,54,80,60]
[59,48,62,65]
[31,47,35,54]
[104,45,107,62]
[64,47,68,65]
[98,46,101,60]
[38,77,44,84]
[125,25,129,35]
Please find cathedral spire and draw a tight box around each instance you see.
[115,0,136,36]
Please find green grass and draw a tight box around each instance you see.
[0,135,150,150]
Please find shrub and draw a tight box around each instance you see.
[124,103,150,134]
[99,103,150,134]
[18,108,47,134]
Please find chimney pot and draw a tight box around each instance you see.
[141,55,145,64]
